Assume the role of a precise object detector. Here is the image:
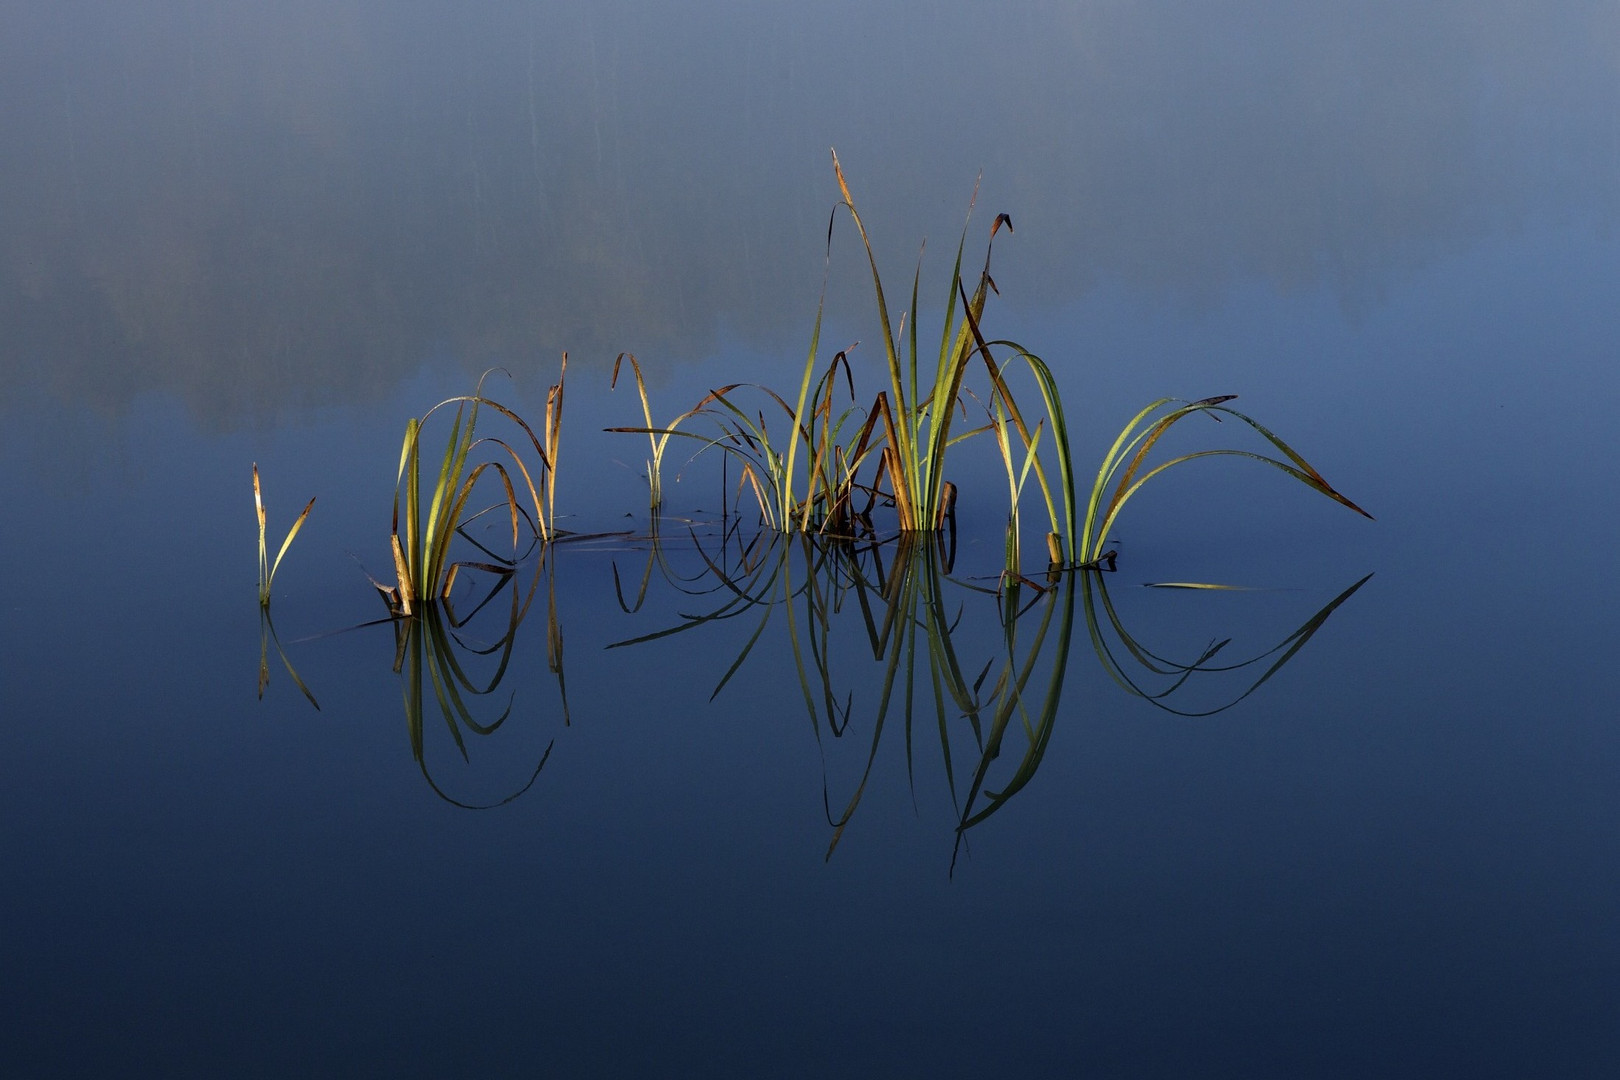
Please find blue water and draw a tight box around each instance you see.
[3,5,1618,1077]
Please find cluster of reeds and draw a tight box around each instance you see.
[610,348,867,531]
[609,152,1365,574]
[813,153,1074,558]
[251,154,1373,789]
[253,158,1371,622]
[252,464,321,708]
[385,363,566,616]
[605,154,1063,552]
[252,155,1375,637]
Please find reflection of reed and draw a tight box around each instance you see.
[948,565,1075,869]
[392,547,568,809]
[257,607,319,710]
[788,533,987,858]
[610,526,1077,863]
[1081,571,1373,718]
[611,526,1370,865]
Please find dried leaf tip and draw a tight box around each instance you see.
[830,148,854,206]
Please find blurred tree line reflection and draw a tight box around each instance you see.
[4,1,1615,423]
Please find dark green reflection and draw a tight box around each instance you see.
[1082,572,1374,718]
[611,523,1370,864]
[611,526,1078,863]
[391,546,567,809]
[257,607,319,711]
[258,517,1367,843]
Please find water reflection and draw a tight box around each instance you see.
[390,545,568,809]
[6,3,1614,421]
[612,528,1072,861]
[257,607,319,710]
[605,525,1369,863]
[1083,573,1375,718]
[257,508,1370,859]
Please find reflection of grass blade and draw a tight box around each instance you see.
[606,530,791,649]
[612,532,791,705]
[708,595,776,702]
[1082,571,1374,717]
[394,545,561,808]
[816,536,987,858]
[601,513,1364,866]
[257,608,319,709]
[545,560,570,726]
[952,568,1074,848]
[785,537,856,740]
[823,559,911,861]
[607,525,1088,860]
[611,549,656,614]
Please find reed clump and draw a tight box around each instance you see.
[812,151,1073,554]
[260,162,1369,620]
[606,153,1368,576]
[609,151,1074,564]
[386,362,565,616]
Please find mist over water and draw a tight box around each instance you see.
[4,2,1614,421]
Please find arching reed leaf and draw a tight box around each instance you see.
[1080,397,1372,565]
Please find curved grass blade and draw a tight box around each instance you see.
[1081,570,1373,717]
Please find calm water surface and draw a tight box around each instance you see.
[3,4,1618,1077]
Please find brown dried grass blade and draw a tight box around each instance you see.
[391,533,416,616]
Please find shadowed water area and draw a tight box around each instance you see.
[3,3,1618,1076]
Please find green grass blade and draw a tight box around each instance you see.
[831,149,904,424]
[266,496,316,593]
[1199,405,1373,519]
[1082,398,1174,561]
[782,259,830,527]
[1095,447,1364,553]
[253,464,268,599]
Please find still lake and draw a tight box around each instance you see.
[3,4,1618,1077]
